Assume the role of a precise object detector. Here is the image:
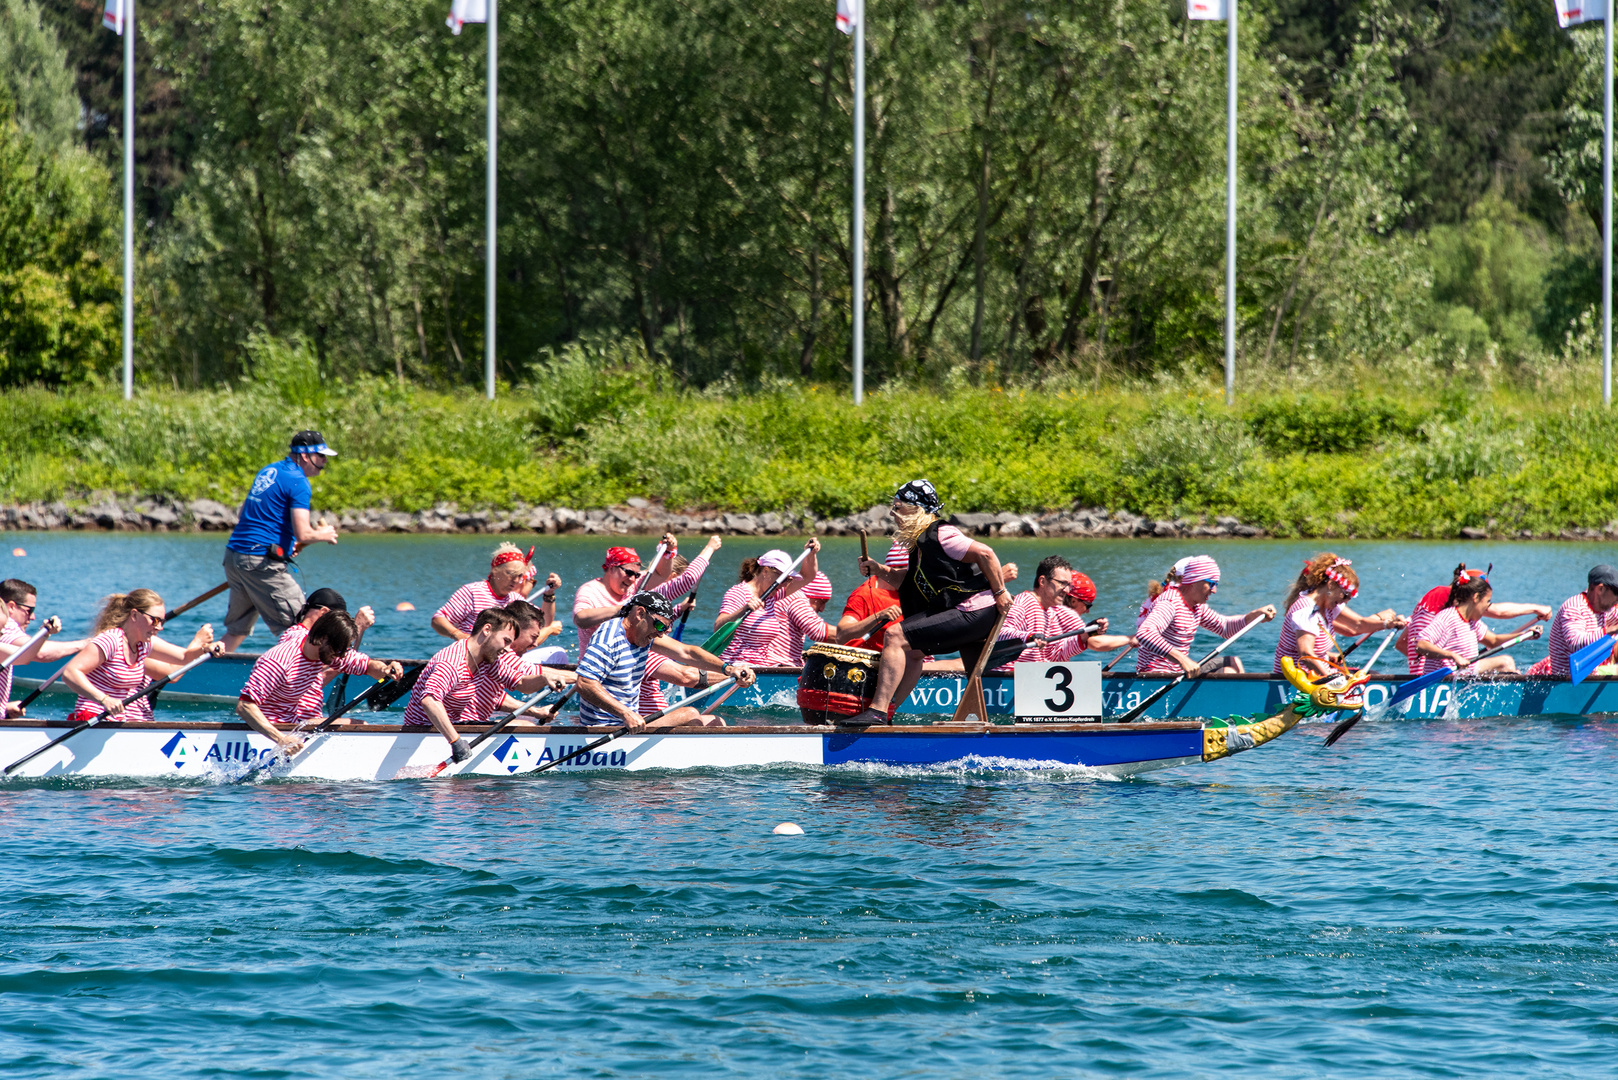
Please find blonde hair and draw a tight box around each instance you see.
[490,541,527,564]
[1283,552,1360,613]
[93,588,163,633]
[894,512,939,552]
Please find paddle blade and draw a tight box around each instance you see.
[1386,664,1450,708]
[700,619,740,657]
[1569,634,1615,686]
[369,664,425,711]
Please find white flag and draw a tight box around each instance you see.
[102,0,124,34]
[1555,0,1606,27]
[836,0,857,35]
[1187,0,1227,20]
[447,0,487,35]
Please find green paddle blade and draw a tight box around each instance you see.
[700,617,742,656]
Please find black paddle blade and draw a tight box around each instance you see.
[1323,713,1361,747]
[368,664,425,711]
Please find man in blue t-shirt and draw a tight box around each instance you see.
[221,430,342,651]
[575,592,754,730]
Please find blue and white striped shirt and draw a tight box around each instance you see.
[576,617,650,725]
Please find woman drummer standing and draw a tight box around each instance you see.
[61,589,223,721]
[1272,554,1406,677]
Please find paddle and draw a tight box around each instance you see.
[1102,643,1136,674]
[319,662,424,728]
[1336,631,1374,662]
[420,682,578,779]
[700,544,814,655]
[1325,624,1544,747]
[1113,615,1268,724]
[4,651,216,776]
[166,582,229,624]
[1,624,54,709]
[672,591,697,642]
[951,607,1009,724]
[984,620,1104,671]
[527,675,740,776]
[1569,630,1618,685]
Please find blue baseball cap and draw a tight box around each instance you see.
[290,429,337,456]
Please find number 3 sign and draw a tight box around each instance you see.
[1012,662,1104,720]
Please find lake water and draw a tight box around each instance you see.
[3,533,1617,1077]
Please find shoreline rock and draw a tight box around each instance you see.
[0,496,1604,541]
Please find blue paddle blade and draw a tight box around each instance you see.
[1569,634,1615,686]
[1387,664,1453,708]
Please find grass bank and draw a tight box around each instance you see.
[4,337,1617,539]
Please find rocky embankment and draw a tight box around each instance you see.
[0,497,1269,539]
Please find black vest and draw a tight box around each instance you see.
[898,521,989,616]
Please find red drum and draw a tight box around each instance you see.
[796,642,896,724]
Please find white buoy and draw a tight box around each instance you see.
[772,822,804,835]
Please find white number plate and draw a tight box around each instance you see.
[1012,662,1104,719]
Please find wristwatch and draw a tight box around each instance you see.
[700,670,713,689]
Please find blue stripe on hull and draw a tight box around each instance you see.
[820,728,1205,768]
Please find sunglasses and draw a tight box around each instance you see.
[12,603,35,619]
[650,618,671,634]
[141,609,166,629]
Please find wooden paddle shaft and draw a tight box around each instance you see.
[167,582,228,621]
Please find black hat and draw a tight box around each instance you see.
[894,478,943,515]
[1590,565,1618,591]
[290,430,337,456]
[620,591,676,623]
[305,587,347,611]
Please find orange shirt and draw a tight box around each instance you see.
[841,578,902,651]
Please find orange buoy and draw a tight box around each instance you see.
[395,601,415,611]
[11,548,24,557]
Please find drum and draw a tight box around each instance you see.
[796,642,895,724]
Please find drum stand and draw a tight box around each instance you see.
[952,609,1008,724]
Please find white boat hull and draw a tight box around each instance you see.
[0,716,1250,782]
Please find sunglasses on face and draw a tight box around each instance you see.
[13,603,35,619]
[650,618,670,634]
[141,609,165,629]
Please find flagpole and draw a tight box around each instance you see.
[1604,0,1612,407]
[852,0,865,406]
[122,0,134,401]
[1223,0,1236,406]
[485,0,497,401]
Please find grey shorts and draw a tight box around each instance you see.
[222,549,305,639]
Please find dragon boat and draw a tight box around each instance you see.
[13,652,1618,722]
[0,662,1354,782]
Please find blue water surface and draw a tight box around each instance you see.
[3,534,1617,1076]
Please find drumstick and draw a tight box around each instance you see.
[860,529,869,561]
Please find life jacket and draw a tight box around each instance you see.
[897,521,988,616]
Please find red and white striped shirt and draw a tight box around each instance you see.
[1411,607,1487,676]
[1272,596,1342,673]
[718,583,832,667]
[0,619,28,705]
[435,579,527,635]
[403,640,537,727]
[991,592,1087,673]
[1543,592,1616,676]
[239,636,372,725]
[639,651,673,716]
[573,554,713,656]
[73,628,154,721]
[886,541,909,570]
[1134,587,1247,674]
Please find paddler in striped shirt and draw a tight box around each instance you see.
[572,534,722,655]
[1271,554,1405,678]
[0,578,79,717]
[236,610,404,753]
[432,543,561,645]
[991,558,1131,672]
[1134,556,1275,675]
[1527,564,1618,676]
[1395,565,1549,672]
[576,592,755,731]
